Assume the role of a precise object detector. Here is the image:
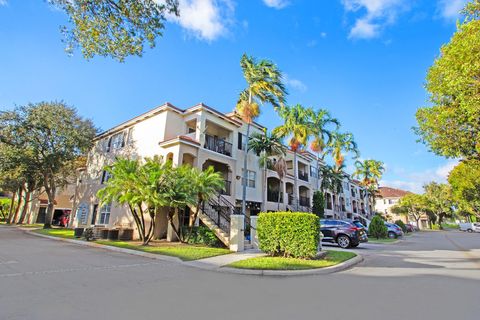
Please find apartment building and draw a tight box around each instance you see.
[71,102,372,243]
[375,186,430,229]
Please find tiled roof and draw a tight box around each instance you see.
[377,187,411,198]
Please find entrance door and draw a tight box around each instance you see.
[91,205,98,225]
[36,207,46,223]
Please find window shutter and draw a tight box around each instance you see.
[106,137,112,152]
[238,132,243,150]
[101,170,106,184]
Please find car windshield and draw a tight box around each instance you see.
[353,221,365,228]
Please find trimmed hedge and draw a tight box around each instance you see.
[257,212,320,259]
[368,215,388,239]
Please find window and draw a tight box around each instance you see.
[238,133,247,150]
[111,132,125,150]
[98,203,111,225]
[310,166,318,178]
[241,169,256,188]
[100,170,112,184]
[126,127,134,145]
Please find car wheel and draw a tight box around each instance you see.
[337,235,351,248]
[388,231,397,239]
[467,229,473,233]
[351,243,359,248]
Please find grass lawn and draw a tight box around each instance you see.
[32,227,230,261]
[17,223,44,228]
[367,237,399,244]
[227,250,357,270]
[33,228,75,239]
[94,240,230,261]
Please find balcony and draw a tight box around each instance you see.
[299,196,310,207]
[204,135,232,157]
[298,170,309,182]
[267,190,283,202]
[219,180,231,196]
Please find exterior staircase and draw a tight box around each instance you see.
[193,194,243,247]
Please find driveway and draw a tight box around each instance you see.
[1,226,479,320]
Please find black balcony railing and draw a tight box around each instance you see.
[298,170,309,181]
[204,135,232,157]
[220,180,231,196]
[267,190,283,202]
[287,193,294,205]
[299,196,310,207]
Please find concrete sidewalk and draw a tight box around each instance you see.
[183,249,265,270]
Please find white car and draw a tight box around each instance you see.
[459,222,480,233]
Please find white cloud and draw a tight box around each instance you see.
[341,0,407,39]
[163,0,234,41]
[437,0,468,20]
[380,160,459,194]
[263,0,289,9]
[0,0,7,6]
[284,74,307,92]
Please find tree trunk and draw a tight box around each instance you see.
[277,179,282,211]
[43,187,56,229]
[261,155,267,212]
[6,191,17,224]
[18,190,31,224]
[241,122,251,216]
[167,208,183,242]
[293,151,299,211]
[10,187,23,224]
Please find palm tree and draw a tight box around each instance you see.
[188,166,225,228]
[309,109,339,190]
[248,130,286,211]
[353,159,385,207]
[237,54,287,216]
[329,131,359,169]
[273,104,313,211]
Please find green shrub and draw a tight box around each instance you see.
[368,215,388,239]
[431,224,441,230]
[312,191,325,218]
[184,226,223,247]
[257,212,319,259]
[394,220,407,233]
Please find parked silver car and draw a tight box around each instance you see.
[385,222,404,239]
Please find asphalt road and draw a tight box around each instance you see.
[1,226,479,320]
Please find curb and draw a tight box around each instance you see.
[25,229,363,276]
[216,254,364,276]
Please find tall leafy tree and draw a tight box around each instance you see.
[273,104,313,210]
[391,193,429,228]
[415,1,480,160]
[448,159,480,219]
[309,109,339,190]
[0,102,97,228]
[237,54,286,216]
[49,0,179,61]
[248,130,286,211]
[423,182,454,228]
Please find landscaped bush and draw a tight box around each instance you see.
[257,212,320,259]
[368,215,388,239]
[184,226,223,247]
[394,220,407,233]
[431,224,441,230]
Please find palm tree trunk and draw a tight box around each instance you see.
[293,151,299,211]
[316,154,320,191]
[241,122,251,216]
[277,179,282,211]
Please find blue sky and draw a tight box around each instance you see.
[0,0,469,192]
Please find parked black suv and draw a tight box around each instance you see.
[320,219,368,248]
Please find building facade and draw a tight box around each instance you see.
[71,103,373,242]
[375,186,430,229]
